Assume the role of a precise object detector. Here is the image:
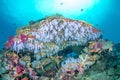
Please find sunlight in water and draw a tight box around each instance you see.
[35,0,100,16]
[54,0,99,13]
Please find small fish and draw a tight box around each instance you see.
[96,24,99,26]
[81,9,83,11]
[12,23,16,26]
[60,2,63,5]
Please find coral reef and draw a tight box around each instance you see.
[0,16,118,80]
[5,16,101,57]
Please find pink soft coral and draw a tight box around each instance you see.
[20,34,27,43]
[6,36,14,49]
[16,65,25,76]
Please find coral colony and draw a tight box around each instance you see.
[6,17,101,54]
[0,16,114,80]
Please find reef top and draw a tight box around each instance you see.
[17,16,96,34]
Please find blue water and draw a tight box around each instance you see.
[0,0,120,49]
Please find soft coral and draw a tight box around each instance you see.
[16,65,25,76]
[92,28,98,33]
[6,36,14,49]
[20,34,27,43]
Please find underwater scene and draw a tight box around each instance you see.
[0,0,120,80]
